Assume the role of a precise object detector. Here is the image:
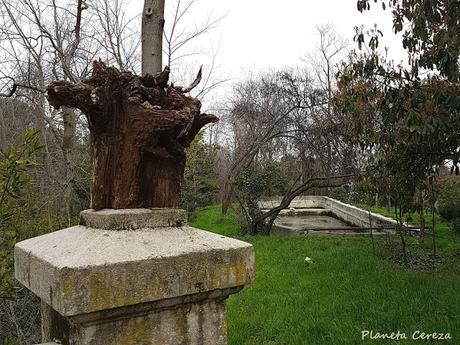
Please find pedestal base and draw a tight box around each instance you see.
[16,209,254,345]
[41,289,237,345]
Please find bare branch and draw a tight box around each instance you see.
[178,65,202,93]
[254,174,355,224]
[0,77,45,97]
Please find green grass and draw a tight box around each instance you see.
[355,204,460,256]
[190,205,460,345]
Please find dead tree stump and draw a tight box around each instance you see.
[46,61,218,210]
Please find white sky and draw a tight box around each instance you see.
[130,0,407,104]
[133,0,406,69]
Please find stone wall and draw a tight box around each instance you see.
[320,197,397,228]
[259,196,397,228]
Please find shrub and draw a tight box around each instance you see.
[327,185,351,203]
[0,130,43,344]
[182,132,219,215]
[452,218,460,235]
[437,180,460,221]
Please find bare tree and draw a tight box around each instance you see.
[221,70,326,213]
[305,24,348,177]
[220,66,357,233]
[161,0,228,105]
[309,24,348,99]
[221,73,296,213]
[91,0,142,72]
[0,0,93,224]
[163,0,225,70]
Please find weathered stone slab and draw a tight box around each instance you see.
[79,297,227,345]
[15,224,254,317]
[41,290,233,345]
[321,197,397,227]
[80,208,187,230]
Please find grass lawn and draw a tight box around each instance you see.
[190,206,460,345]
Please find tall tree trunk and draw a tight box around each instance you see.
[62,106,76,223]
[142,0,165,75]
[221,181,234,215]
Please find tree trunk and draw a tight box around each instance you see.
[249,174,353,235]
[142,0,165,75]
[61,106,76,223]
[221,181,233,214]
[418,191,426,243]
[47,61,217,210]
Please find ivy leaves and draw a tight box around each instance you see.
[0,129,42,301]
[0,129,42,203]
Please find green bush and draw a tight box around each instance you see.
[452,218,460,235]
[182,132,220,215]
[437,180,460,221]
[0,130,43,344]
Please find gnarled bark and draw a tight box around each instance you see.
[47,61,218,210]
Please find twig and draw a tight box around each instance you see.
[0,77,46,97]
[179,65,203,93]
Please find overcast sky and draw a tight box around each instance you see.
[130,0,407,103]
[137,0,406,68]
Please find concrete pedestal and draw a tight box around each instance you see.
[15,209,254,345]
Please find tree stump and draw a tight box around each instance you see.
[46,61,218,210]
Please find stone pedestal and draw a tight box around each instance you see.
[14,209,254,345]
